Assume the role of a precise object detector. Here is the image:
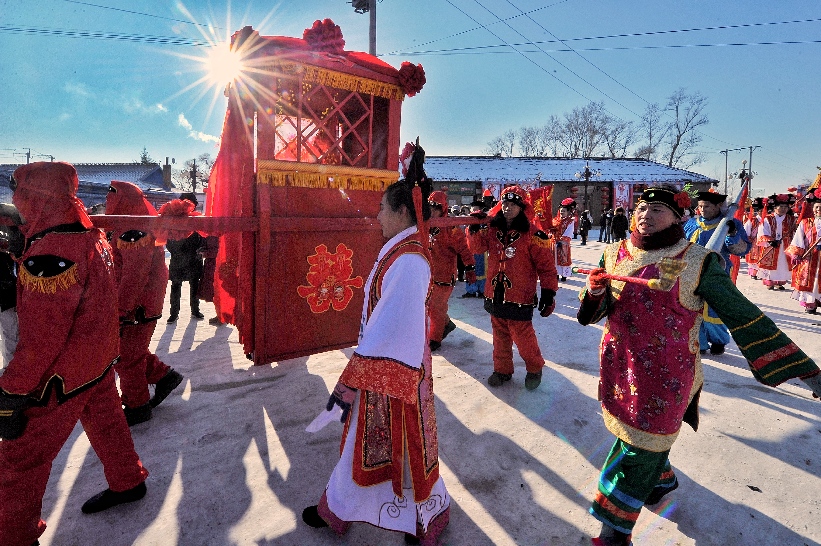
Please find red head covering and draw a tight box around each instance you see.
[105,180,157,216]
[12,161,93,238]
[428,190,448,215]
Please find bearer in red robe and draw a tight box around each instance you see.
[0,162,148,546]
[427,190,475,351]
[106,181,184,426]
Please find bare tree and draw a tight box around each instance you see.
[662,88,708,168]
[484,130,517,157]
[173,153,214,192]
[601,116,636,158]
[635,103,667,161]
[559,102,608,158]
[543,115,563,156]
[518,126,546,157]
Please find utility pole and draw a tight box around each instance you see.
[190,159,198,193]
[351,0,377,55]
[369,0,376,56]
[719,147,745,194]
[747,146,760,197]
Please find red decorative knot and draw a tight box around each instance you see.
[303,19,345,54]
[297,243,364,313]
[398,62,426,97]
[674,192,692,209]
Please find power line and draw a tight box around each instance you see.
[0,24,209,46]
[60,0,220,30]
[387,15,821,56]
[386,38,821,56]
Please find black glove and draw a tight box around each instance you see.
[0,392,29,440]
[726,222,737,236]
[326,382,357,422]
[770,239,780,248]
[537,288,556,317]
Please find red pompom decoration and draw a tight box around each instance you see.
[398,62,426,97]
[674,191,692,209]
[303,19,345,54]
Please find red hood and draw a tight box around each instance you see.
[106,180,158,216]
[12,162,93,238]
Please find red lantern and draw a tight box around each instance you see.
[569,186,579,198]
[600,186,611,208]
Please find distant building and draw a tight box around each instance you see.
[424,156,718,217]
[0,163,197,211]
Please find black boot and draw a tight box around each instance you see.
[123,403,152,426]
[301,505,328,528]
[151,369,184,408]
[81,482,146,514]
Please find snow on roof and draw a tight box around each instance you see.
[0,163,165,190]
[424,156,718,185]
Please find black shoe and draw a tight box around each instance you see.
[167,315,178,323]
[751,275,758,280]
[525,371,542,391]
[208,316,223,325]
[429,340,441,351]
[487,372,512,387]
[460,292,476,298]
[81,482,146,514]
[301,505,328,528]
[699,349,707,355]
[123,403,152,426]
[806,307,818,314]
[191,310,205,319]
[645,477,679,505]
[767,285,775,290]
[442,319,457,340]
[709,343,725,356]
[151,369,184,408]
[777,285,786,290]
[405,532,421,544]
[560,276,567,282]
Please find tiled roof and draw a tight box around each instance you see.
[424,156,718,185]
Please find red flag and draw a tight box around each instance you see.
[529,186,553,231]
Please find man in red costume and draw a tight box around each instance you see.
[468,185,558,391]
[427,191,476,351]
[0,162,148,546]
[106,181,183,426]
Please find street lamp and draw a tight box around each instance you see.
[575,161,601,212]
[729,159,755,196]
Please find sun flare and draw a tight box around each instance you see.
[205,44,244,86]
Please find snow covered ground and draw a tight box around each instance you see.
[33,232,821,545]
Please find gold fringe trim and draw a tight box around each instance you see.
[296,64,405,101]
[117,236,152,250]
[258,160,398,192]
[19,263,79,294]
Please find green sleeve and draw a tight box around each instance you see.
[695,253,819,386]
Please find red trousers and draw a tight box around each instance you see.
[490,315,545,374]
[116,321,170,408]
[427,284,454,343]
[0,369,148,546]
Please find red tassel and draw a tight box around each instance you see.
[412,185,431,261]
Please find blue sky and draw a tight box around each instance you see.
[1,0,820,195]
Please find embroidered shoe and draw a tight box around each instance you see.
[645,477,679,505]
[151,369,184,408]
[123,403,152,426]
[487,372,512,387]
[525,371,542,391]
[301,505,328,528]
[81,482,146,514]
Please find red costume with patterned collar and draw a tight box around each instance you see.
[0,162,147,546]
